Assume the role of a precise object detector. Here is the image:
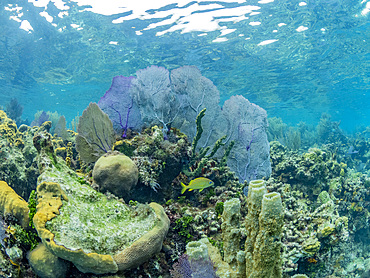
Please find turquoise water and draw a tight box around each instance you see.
[1,0,370,131]
[1,2,370,278]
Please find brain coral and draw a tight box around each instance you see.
[92,151,138,198]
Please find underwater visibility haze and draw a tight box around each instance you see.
[0,0,370,278]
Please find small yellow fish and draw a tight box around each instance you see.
[181,177,214,194]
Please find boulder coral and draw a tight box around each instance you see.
[92,151,138,198]
[27,243,70,278]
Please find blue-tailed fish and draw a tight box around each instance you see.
[181,177,214,194]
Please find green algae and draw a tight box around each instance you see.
[41,159,156,256]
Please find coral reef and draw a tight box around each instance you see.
[270,141,347,196]
[100,66,271,182]
[120,125,190,197]
[267,141,368,277]
[180,180,283,278]
[33,131,170,274]
[0,110,39,199]
[1,101,369,278]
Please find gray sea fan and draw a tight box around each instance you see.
[221,95,271,181]
[76,102,116,163]
[131,65,180,135]
[171,66,223,151]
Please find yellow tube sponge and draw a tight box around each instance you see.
[245,179,268,274]
[221,198,243,272]
[0,181,29,228]
[248,192,284,278]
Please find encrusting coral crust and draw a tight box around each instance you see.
[0,181,29,229]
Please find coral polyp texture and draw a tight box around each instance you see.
[32,131,170,274]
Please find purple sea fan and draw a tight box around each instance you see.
[31,111,49,127]
[190,256,219,278]
[5,98,23,123]
[170,253,219,278]
[170,254,192,278]
[98,75,142,137]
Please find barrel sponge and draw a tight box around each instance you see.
[92,151,138,198]
[27,243,70,278]
[34,181,169,274]
[0,181,29,228]
[33,136,169,275]
[33,181,119,275]
[112,202,170,270]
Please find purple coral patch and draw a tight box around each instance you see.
[31,111,49,127]
[98,75,142,137]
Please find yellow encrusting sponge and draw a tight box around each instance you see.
[0,181,30,229]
